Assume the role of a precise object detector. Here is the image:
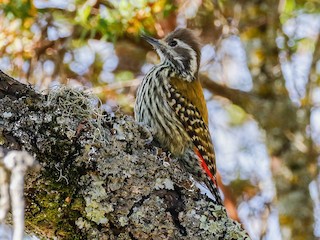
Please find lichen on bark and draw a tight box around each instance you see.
[0,70,249,239]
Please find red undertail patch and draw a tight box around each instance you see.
[194,147,218,187]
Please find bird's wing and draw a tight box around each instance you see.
[166,83,217,179]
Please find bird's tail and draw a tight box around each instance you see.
[193,147,223,205]
[179,149,223,205]
[203,176,223,205]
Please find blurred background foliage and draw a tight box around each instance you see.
[0,0,320,239]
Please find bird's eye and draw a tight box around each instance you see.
[168,40,177,47]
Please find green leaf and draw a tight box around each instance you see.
[115,71,135,82]
[225,104,247,126]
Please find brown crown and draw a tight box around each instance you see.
[164,28,201,57]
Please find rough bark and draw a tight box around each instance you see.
[0,70,249,239]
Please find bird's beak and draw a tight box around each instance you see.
[141,34,162,49]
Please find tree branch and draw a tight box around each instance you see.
[0,70,250,239]
[200,73,256,112]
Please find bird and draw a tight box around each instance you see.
[134,28,222,205]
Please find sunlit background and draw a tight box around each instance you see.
[0,0,319,239]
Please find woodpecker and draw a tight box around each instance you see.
[135,28,222,205]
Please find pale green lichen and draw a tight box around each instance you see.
[81,175,112,225]
[119,216,129,226]
[154,178,175,190]
[75,217,92,230]
[199,215,220,233]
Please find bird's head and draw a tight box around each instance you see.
[142,28,201,82]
